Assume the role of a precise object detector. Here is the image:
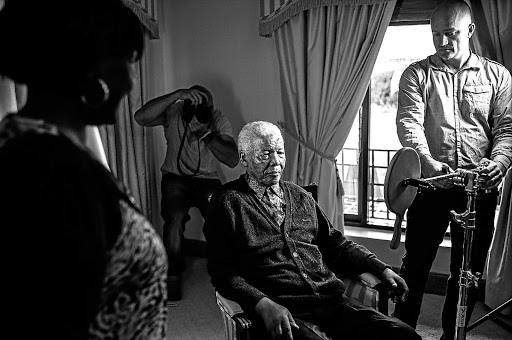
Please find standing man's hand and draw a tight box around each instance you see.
[381,268,409,303]
[255,297,299,340]
[478,158,504,190]
[178,88,208,107]
[420,155,455,189]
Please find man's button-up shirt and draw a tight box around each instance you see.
[246,173,286,226]
[397,53,512,172]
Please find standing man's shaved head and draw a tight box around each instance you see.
[430,0,475,71]
[431,0,472,22]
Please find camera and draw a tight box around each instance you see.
[183,99,213,124]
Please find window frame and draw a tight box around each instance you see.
[343,20,432,231]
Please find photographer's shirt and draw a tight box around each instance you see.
[161,101,234,179]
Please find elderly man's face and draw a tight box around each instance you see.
[243,134,286,187]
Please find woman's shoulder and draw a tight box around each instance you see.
[0,124,91,171]
[0,127,123,225]
[0,132,77,189]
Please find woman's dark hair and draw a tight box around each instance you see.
[0,0,143,90]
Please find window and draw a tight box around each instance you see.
[338,24,435,230]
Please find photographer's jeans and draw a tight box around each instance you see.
[160,172,221,278]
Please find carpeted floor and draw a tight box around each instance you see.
[167,256,512,340]
[414,293,511,340]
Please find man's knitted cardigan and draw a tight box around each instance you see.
[204,175,389,314]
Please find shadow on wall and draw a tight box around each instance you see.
[186,74,245,241]
[203,74,245,184]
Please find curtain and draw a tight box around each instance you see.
[85,126,110,169]
[469,0,512,68]
[0,77,18,120]
[0,75,27,121]
[272,0,396,229]
[99,32,155,221]
[486,168,512,315]
[121,0,159,39]
[469,0,512,315]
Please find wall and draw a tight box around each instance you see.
[145,0,451,275]
[346,228,451,275]
[146,0,285,241]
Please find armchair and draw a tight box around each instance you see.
[214,184,392,340]
[216,272,390,340]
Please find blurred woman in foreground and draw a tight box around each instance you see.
[0,1,167,339]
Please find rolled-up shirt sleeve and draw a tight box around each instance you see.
[396,65,432,159]
[490,68,512,172]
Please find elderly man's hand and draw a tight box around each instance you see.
[478,158,504,190]
[381,268,408,303]
[255,297,299,340]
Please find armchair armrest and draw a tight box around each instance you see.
[216,291,252,340]
[215,291,330,340]
[216,291,245,317]
[339,272,391,315]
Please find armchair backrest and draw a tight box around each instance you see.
[302,183,318,202]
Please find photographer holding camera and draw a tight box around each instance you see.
[135,85,239,300]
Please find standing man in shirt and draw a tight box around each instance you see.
[394,1,512,339]
[205,121,421,340]
[135,85,239,300]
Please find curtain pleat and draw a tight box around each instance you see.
[469,0,512,316]
[0,74,26,121]
[274,0,396,228]
[99,33,154,221]
[260,0,395,36]
[486,168,512,315]
[121,0,159,39]
[470,0,512,68]
[85,126,109,169]
[0,76,17,120]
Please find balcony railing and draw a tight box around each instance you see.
[337,148,402,228]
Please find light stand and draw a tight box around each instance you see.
[449,170,483,340]
[466,298,512,332]
[402,169,485,340]
[384,148,500,340]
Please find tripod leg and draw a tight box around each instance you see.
[467,298,512,332]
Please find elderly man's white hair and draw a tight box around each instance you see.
[238,121,283,155]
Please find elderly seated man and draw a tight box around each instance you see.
[204,121,421,340]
